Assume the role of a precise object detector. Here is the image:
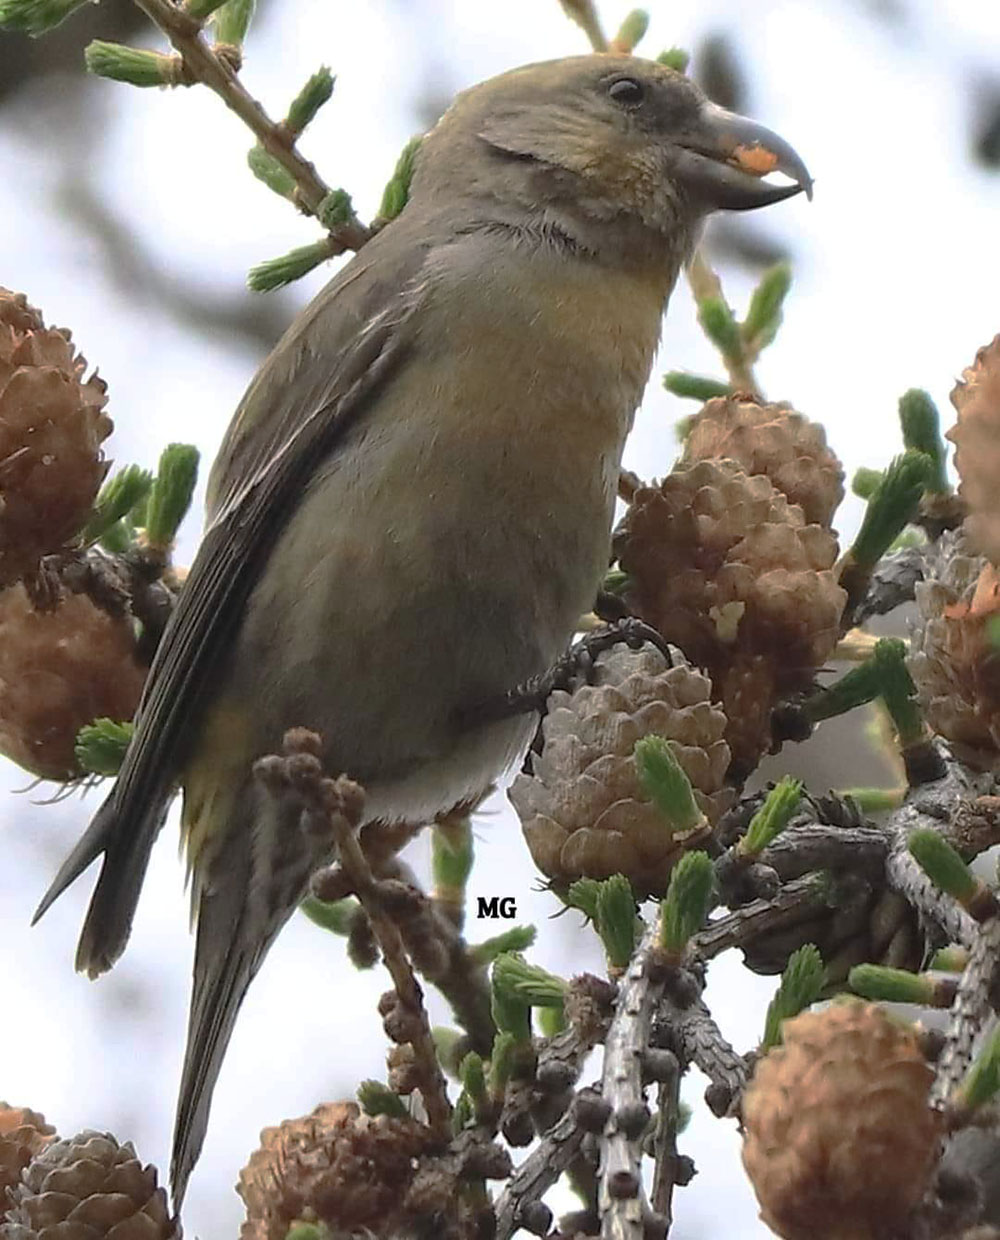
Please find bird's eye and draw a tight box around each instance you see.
[607,77,644,106]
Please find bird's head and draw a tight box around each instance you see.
[413,54,811,262]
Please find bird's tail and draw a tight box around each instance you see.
[170,774,331,1209]
[170,885,256,1210]
[33,785,171,979]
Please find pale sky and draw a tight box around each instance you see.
[2,1,1000,1236]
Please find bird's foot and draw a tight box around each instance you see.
[464,617,672,729]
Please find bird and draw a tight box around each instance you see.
[35,53,811,1209]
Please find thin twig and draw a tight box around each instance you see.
[270,731,452,1141]
[759,824,889,882]
[324,804,453,1139]
[599,920,665,1240]
[719,788,966,975]
[932,917,1000,1108]
[493,1107,587,1240]
[45,545,178,663]
[883,765,1000,949]
[691,874,830,962]
[888,846,978,947]
[362,874,498,1057]
[645,1011,688,1230]
[539,1022,604,1083]
[129,0,371,251]
[649,1064,681,1226]
[674,1001,748,1103]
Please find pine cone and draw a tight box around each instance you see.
[237,1101,439,1240]
[948,336,1000,565]
[682,396,845,527]
[909,529,1000,769]
[0,289,112,588]
[616,460,846,771]
[1,1130,178,1239]
[741,1000,939,1240]
[508,643,731,895]
[0,585,145,780]
[0,1106,55,1211]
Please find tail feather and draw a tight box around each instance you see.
[75,798,172,977]
[170,777,333,1209]
[170,911,255,1210]
[32,792,118,925]
[34,786,173,979]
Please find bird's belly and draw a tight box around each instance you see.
[359,712,536,825]
[220,412,616,821]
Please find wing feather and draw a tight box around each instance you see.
[34,226,434,976]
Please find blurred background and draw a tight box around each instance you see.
[2,0,999,1235]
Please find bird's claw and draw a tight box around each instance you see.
[461,617,672,732]
[535,616,673,703]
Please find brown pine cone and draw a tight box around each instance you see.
[0,289,113,588]
[0,585,145,780]
[0,1106,55,1211]
[682,396,845,527]
[237,1101,440,1240]
[909,529,1000,769]
[509,643,731,895]
[741,1000,940,1240]
[948,336,1000,565]
[1,1130,178,1239]
[616,460,846,771]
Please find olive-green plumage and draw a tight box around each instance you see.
[36,54,809,1209]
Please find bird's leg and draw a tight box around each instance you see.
[462,617,673,729]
